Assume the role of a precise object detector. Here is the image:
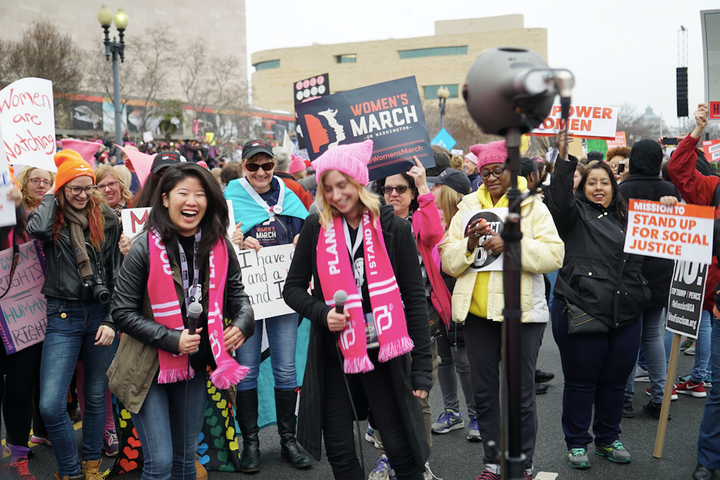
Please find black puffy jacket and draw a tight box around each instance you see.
[27,195,122,326]
[548,158,651,328]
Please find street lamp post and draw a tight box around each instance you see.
[437,86,450,131]
[98,5,129,146]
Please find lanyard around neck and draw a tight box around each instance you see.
[239,177,285,217]
[178,230,201,312]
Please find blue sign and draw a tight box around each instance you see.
[431,128,456,150]
[295,77,434,181]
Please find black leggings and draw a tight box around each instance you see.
[321,350,424,480]
[0,342,43,446]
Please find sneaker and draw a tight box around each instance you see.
[103,429,119,457]
[646,386,678,401]
[365,426,379,448]
[369,455,395,480]
[30,435,51,447]
[594,440,631,463]
[685,344,696,356]
[634,366,650,382]
[9,458,36,480]
[676,379,707,398]
[467,416,482,442]
[523,472,532,480]
[643,400,671,420]
[474,471,500,480]
[568,448,591,469]
[680,337,693,351]
[424,462,443,480]
[535,369,555,383]
[535,383,549,395]
[431,409,463,434]
[703,375,712,388]
[622,401,634,418]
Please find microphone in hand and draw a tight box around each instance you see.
[187,301,203,336]
[334,289,347,315]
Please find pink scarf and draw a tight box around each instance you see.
[147,230,249,389]
[317,210,413,373]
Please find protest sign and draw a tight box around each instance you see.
[624,200,714,264]
[666,261,706,339]
[143,131,153,142]
[295,76,434,181]
[294,73,330,105]
[121,207,152,241]
[0,241,47,354]
[0,139,17,228]
[431,128,456,150]
[532,104,618,140]
[703,139,720,162]
[235,244,295,320]
[0,78,56,172]
[460,208,508,272]
[606,131,627,149]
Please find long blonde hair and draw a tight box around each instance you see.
[437,185,465,228]
[94,165,133,207]
[17,167,56,210]
[317,171,381,229]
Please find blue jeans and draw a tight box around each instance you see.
[236,313,299,391]
[625,307,667,403]
[665,310,712,382]
[131,374,206,480]
[697,315,720,469]
[39,297,118,477]
[551,298,641,448]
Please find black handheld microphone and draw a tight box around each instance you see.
[334,290,347,315]
[187,301,203,335]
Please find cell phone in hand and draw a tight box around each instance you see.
[662,137,679,145]
[618,161,626,174]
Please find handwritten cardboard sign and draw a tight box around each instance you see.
[703,139,720,162]
[0,78,56,172]
[532,104,618,140]
[295,76,433,181]
[235,244,295,320]
[666,261,706,339]
[0,241,47,354]
[460,208,508,272]
[624,200,715,264]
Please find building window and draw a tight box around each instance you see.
[424,85,459,100]
[336,54,357,63]
[254,60,280,70]
[399,46,467,59]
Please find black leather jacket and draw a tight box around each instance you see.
[112,234,254,355]
[27,195,122,327]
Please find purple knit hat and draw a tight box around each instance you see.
[312,140,373,186]
[470,140,507,170]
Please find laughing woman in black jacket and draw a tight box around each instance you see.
[548,133,651,470]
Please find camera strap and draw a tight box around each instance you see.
[178,230,201,312]
[0,243,20,300]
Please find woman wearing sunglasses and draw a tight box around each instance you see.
[223,139,310,473]
[27,150,122,480]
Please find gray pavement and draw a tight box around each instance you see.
[3,323,708,479]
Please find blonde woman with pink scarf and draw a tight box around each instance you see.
[283,140,433,480]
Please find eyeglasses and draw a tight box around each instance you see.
[480,168,505,180]
[381,185,409,195]
[98,181,119,190]
[28,178,53,187]
[66,185,98,196]
[245,162,274,172]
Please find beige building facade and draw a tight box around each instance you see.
[251,15,547,114]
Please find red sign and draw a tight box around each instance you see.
[710,102,720,119]
[703,139,720,161]
[606,131,627,149]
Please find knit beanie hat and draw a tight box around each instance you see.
[273,147,291,172]
[60,139,101,165]
[289,154,308,174]
[470,140,507,170]
[54,149,95,189]
[312,140,373,186]
[465,152,478,165]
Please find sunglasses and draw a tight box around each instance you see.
[245,162,274,172]
[480,168,505,180]
[381,185,409,195]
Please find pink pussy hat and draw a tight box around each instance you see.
[312,140,373,186]
[465,152,478,165]
[60,139,101,168]
[470,140,507,170]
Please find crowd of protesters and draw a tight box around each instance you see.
[0,103,718,480]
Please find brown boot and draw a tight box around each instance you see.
[81,459,103,480]
[196,454,208,480]
[54,473,86,480]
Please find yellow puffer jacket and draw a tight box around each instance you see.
[440,178,564,323]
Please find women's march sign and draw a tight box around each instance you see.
[0,240,47,354]
[624,200,715,264]
[0,78,57,172]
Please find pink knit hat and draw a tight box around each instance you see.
[60,139,101,167]
[465,152,478,165]
[469,140,507,170]
[312,140,373,186]
[289,154,308,174]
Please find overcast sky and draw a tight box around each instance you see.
[246,0,718,128]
